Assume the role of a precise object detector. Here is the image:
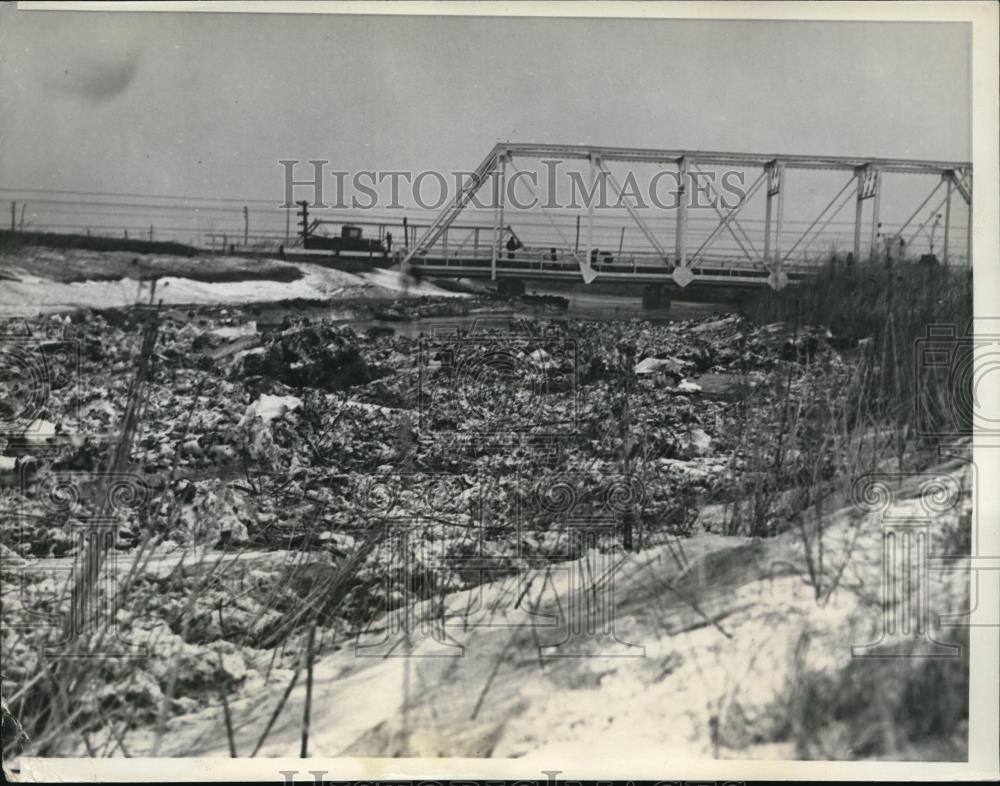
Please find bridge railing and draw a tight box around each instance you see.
[408,246,820,278]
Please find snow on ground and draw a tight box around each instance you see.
[0,261,464,315]
[117,461,972,760]
[358,266,466,298]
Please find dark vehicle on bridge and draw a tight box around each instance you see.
[303,224,387,257]
[285,202,397,270]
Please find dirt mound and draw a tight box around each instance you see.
[238,322,380,393]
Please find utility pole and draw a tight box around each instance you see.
[64,296,161,648]
[10,201,15,232]
[619,340,636,552]
[298,201,310,244]
[285,205,291,245]
[929,213,942,256]
[149,225,154,242]
[243,206,249,247]
[19,203,26,232]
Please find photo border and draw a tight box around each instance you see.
[6,1,998,782]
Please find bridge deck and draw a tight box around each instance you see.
[408,249,816,287]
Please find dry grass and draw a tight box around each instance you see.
[1,253,974,760]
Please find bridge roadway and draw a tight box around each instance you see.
[406,248,815,292]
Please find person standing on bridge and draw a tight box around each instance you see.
[506,229,522,260]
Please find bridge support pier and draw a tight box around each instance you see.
[641,284,671,310]
[497,278,525,299]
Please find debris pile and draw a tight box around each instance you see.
[2,302,869,748]
[238,322,379,393]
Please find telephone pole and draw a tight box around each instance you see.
[298,201,310,244]
[619,340,636,552]
[243,206,249,247]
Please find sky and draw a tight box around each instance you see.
[0,7,972,251]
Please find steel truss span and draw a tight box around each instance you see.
[401,142,972,291]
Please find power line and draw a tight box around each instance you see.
[0,186,281,205]
[13,198,251,213]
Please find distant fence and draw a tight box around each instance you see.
[2,173,972,268]
[0,230,201,257]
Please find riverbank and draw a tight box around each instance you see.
[0,260,974,762]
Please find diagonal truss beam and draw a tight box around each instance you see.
[905,185,965,249]
[690,163,761,264]
[508,153,597,283]
[781,173,857,262]
[800,186,856,259]
[596,159,668,259]
[690,169,767,265]
[403,144,500,264]
[951,168,972,205]
[892,169,970,253]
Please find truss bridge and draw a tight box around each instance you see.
[401,142,972,294]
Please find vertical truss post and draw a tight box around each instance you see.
[942,171,954,265]
[853,168,865,261]
[491,151,507,281]
[868,168,882,259]
[675,157,688,267]
[766,161,788,290]
[966,175,972,265]
[672,157,693,287]
[764,161,783,267]
[764,166,774,263]
[587,154,597,263]
[774,162,785,264]
[853,164,878,261]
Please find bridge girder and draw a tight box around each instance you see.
[402,142,973,289]
[494,142,970,175]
